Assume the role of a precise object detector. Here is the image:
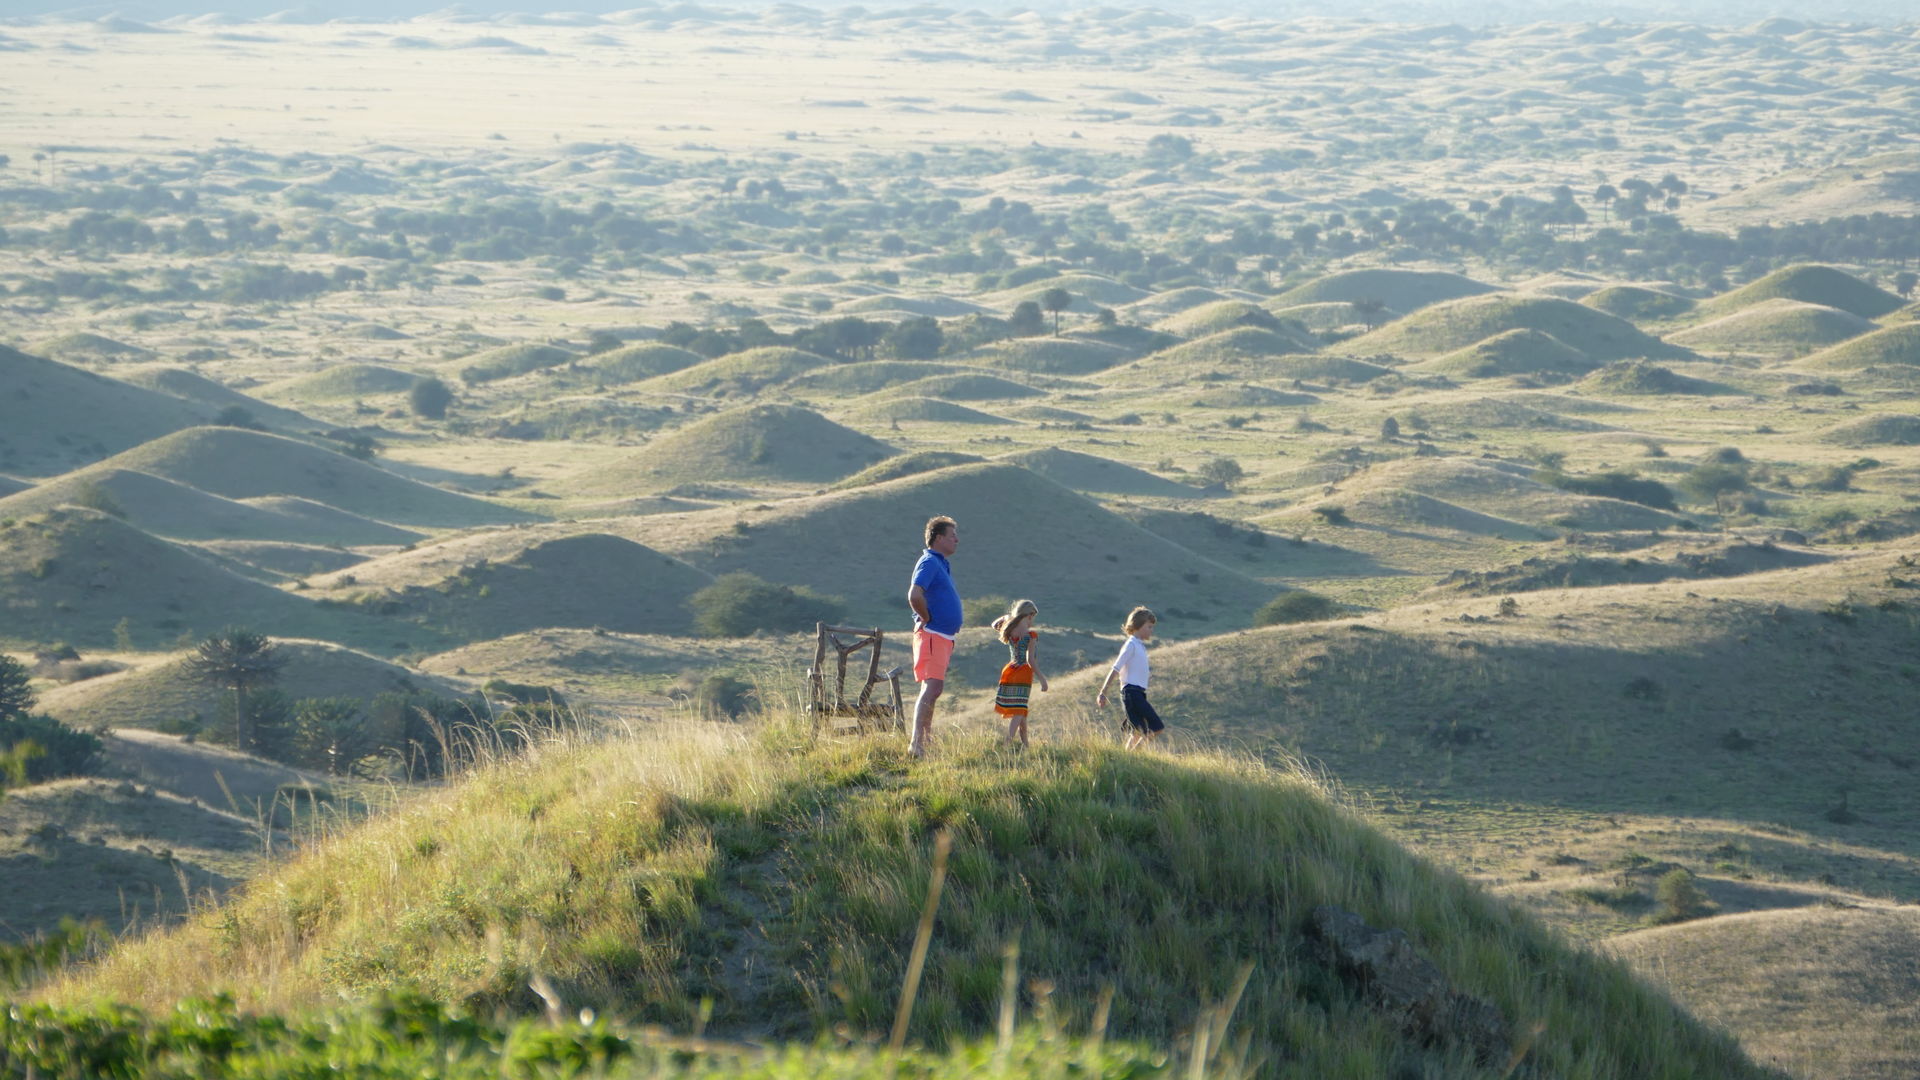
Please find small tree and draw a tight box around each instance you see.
[0,655,34,720]
[1009,300,1046,337]
[293,697,374,776]
[1679,463,1750,517]
[1196,457,1246,490]
[1654,868,1712,923]
[1351,297,1388,330]
[1896,271,1918,299]
[410,376,453,420]
[184,628,286,752]
[1041,287,1074,335]
[1380,415,1401,440]
[883,316,944,360]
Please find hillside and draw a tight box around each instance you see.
[87,427,537,529]
[574,403,893,492]
[260,363,422,402]
[0,467,423,546]
[1666,299,1877,355]
[306,531,712,640]
[617,462,1280,630]
[999,447,1205,497]
[0,508,371,650]
[0,346,210,477]
[117,366,317,431]
[41,724,1772,1077]
[639,346,832,396]
[1582,285,1696,322]
[1271,268,1499,314]
[1343,293,1687,360]
[37,638,466,732]
[1798,324,1920,371]
[1698,264,1906,321]
[1419,328,1598,379]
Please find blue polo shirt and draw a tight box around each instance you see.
[910,549,962,637]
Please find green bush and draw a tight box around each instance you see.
[1536,469,1677,511]
[1254,591,1339,626]
[409,377,453,419]
[0,714,101,784]
[1654,868,1712,923]
[688,572,847,637]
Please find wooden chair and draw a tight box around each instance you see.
[808,623,905,736]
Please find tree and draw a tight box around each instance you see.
[293,698,374,776]
[409,376,453,420]
[1144,133,1193,165]
[1593,183,1619,222]
[1679,463,1750,518]
[1896,271,1918,299]
[1009,300,1047,337]
[0,655,33,720]
[1351,297,1388,330]
[1196,457,1246,490]
[1040,287,1074,335]
[1380,415,1401,440]
[184,628,286,752]
[883,316,944,360]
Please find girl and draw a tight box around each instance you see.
[1095,606,1161,750]
[990,599,1048,747]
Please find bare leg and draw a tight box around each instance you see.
[910,678,943,758]
[1005,715,1021,744]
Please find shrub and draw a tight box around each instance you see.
[1653,868,1712,923]
[0,714,102,784]
[1311,504,1348,525]
[681,673,755,718]
[0,655,33,719]
[1254,591,1339,626]
[1536,469,1677,511]
[409,377,453,420]
[689,572,847,637]
[1196,457,1246,489]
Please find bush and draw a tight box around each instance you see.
[409,377,453,420]
[1653,868,1712,923]
[681,673,755,718]
[0,655,33,719]
[1536,469,1677,511]
[963,594,1013,629]
[1196,457,1246,489]
[1254,591,1339,626]
[689,573,847,637]
[0,714,102,784]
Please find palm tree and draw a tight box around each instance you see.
[184,627,286,752]
[1041,287,1073,335]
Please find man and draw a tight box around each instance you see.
[906,515,960,758]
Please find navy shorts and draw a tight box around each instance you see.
[1121,685,1164,733]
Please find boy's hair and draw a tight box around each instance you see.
[925,515,956,548]
[991,598,1039,643]
[1122,606,1157,634]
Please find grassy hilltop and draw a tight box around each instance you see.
[34,717,1772,1079]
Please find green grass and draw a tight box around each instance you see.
[0,346,210,479]
[579,343,707,385]
[575,404,894,491]
[1667,299,1876,355]
[260,363,420,401]
[455,344,578,385]
[1581,285,1696,322]
[1800,323,1920,370]
[1270,269,1497,314]
[1346,294,1686,360]
[1698,264,1905,320]
[40,717,1773,1078]
[1420,328,1598,378]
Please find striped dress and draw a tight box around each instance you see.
[993,631,1037,717]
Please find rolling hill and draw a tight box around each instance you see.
[1798,324,1920,371]
[1582,284,1696,322]
[1666,298,1877,355]
[0,346,210,477]
[86,427,537,529]
[639,346,833,396]
[1271,268,1498,314]
[1419,328,1599,378]
[617,462,1280,630]
[576,342,706,385]
[1344,293,1688,361]
[260,363,422,402]
[117,366,317,431]
[0,468,422,546]
[574,403,893,493]
[999,447,1206,497]
[1698,264,1905,321]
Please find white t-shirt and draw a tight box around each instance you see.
[1111,635,1150,690]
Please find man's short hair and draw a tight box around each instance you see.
[925,515,956,548]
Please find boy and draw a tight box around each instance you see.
[1095,606,1162,750]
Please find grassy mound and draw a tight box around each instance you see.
[964,337,1132,376]
[1265,487,1544,540]
[1272,268,1497,314]
[190,539,369,579]
[885,373,1041,401]
[640,347,833,397]
[1420,328,1598,378]
[25,331,152,363]
[830,451,986,490]
[1120,284,1226,320]
[0,509,362,650]
[309,532,711,640]
[0,346,209,477]
[37,638,462,732]
[0,468,422,547]
[579,404,893,492]
[1699,264,1905,320]
[93,428,536,530]
[1667,298,1877,355]
[989,272,1149,309]
[619,462,1278,629]
[1152,300,1298,339]
[40,723,1768,1077]
[999,447,1203,497]
[1580,360,1733,396]
[1434,540,1830,597]
[117,366,315,431]
[454,343,577,385]
[577,343,706,385]
[1346,293,1686,361]
[1269,301,1389,331]
[262,363,422,402]
[1142,325,1319,368]
[1108,342,1383,389]
[1608,905,1920,1080]
[783,361,974,395]
[854,397,1012,425]
[1582,285,1696,322]
[835,294,988,318]
[1408,397,1612,432]
[1821,413,1920,447]
[1189,383,1320,408]
[1798,324,1920,370]
[1331,456,1680,531]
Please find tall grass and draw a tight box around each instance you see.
[39,704,1775,1078]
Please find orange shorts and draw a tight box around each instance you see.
[912,629,954,682]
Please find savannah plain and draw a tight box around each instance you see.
[2,7,1919,1078]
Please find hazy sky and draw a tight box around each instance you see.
[2,0,1912,23]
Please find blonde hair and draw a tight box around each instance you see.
[1122,606,1157,635]
[991,599,1039,643]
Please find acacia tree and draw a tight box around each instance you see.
[185,627,286,752]
[1041,287,1074,335]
